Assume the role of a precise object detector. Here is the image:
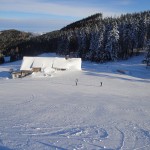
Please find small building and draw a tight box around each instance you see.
[11,70,32,78]
[4,56,10,63]
[12,71,22,79]
[32,67,41,72]
[18,56,81,78]
[21,70,32,77]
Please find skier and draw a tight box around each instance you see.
[100,82,103,87]
[75,78,78,86]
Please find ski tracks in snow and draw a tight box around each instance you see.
[17,94,36,106]
[18,125,110,149]
[1,123,150,149]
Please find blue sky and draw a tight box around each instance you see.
[0,0,150,33]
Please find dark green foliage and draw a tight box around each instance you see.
[0,29,32,50]
[57,11,150,62]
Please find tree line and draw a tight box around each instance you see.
[57,11,150,63]
[0,11,150,65]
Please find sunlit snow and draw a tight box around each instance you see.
[0,53,150,150]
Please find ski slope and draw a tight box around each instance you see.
[0,53,150,150]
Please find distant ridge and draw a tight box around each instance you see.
[61,13,103,31]
[0,29,32,50]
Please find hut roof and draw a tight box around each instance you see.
[20,56,81,71]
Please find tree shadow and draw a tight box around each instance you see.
[0,145,13,150]
[84,71,150,83]
[82,54,150,80]
[0,71,11,78]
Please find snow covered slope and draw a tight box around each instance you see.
[0,53,150,150]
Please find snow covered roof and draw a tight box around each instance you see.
[20,57,34,71]
[20,57,54,71]
[53,58,69,70]
[20,56,81,71]
[32,57,54,68]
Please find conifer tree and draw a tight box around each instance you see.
[105,22,119,61]
[145,40,150,67]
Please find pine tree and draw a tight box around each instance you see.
[145,40,150,68]
[87,25,97,61]
[105,22,119,61]
[121,23,134,59]
[57,32,69,55]
[137,18,147,51]
[94,24,105,62]
[76,28,88,58]
[54,11,150,62]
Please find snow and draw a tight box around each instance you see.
[20,57,54,71]
[32,57,54,69]
[52,58,69,70]
[20,56,81,75]
[20,57,34,71]
[68,58,82,70]
[0,53,150,150]
[52,58,81,70]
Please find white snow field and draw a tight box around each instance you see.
[0,53,150,150]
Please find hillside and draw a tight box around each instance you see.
[0,53,150,149]
[0,29,32,50]
[61,13,103,31]
[0,11,150,64]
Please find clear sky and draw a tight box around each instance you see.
[0,0,150,33]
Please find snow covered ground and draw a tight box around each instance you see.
[0,53,150,150]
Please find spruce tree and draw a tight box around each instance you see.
[145,40,150,68]
[105,22,119,61]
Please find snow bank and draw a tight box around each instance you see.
[43,67,55,76]
[68,58,82,70]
